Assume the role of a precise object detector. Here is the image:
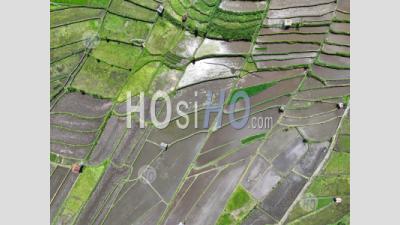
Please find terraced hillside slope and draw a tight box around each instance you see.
[50,0,350,224]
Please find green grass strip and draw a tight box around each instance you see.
[228,81,277,104]
[58,160,108,221]
[216,186,257,225]
[241,132,266,144]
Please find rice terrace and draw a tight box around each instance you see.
[50,0,350,225]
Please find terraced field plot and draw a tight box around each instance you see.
[50,0,350,224]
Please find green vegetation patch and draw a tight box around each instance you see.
[117,61,161,101]
[51,19,100,48]
[51,3,69,10]
[323,151,350,175]
[51,54,82,78]
[216,186,256,225]
[51,0,110,8]
[146,19,181,54]
[51,8,104,28]
[328,214,350,225]
[50,7,105,27]
[109,0,158,22]
[164,3,185,25]
[308,175,350,197]
[101,14,152,43]
[287,201,312,223]
[188,8,210,23]
[91,41,142,69]
[51,54,82,97]
[128,0,159,10]
[72,56,129,98]
[50,153,62,164]
[216,214,234,225]
[186,18,208,36]
[335,134,350,153]
[166,0,264,40]
[164,3,209,37]
[179,0,192,8]
[207,19,259,40]
[170,0,187,16]
[226,186,254,211]
[170,0,215,18]
[241,132,266,144]
[317,197,333,209]
[203,0,219,6]
[57,161,108,223]
[288,197,349,225]
[130,49,165,71]
[342,95,350,106]
[306,151,350,198]
[51,41,85,63]
[240,60,257,77]
[207,8,263,40]
[191,0,215,15]
[340,115,350,135]
[213,9,263,23]
[228,81,277,104]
